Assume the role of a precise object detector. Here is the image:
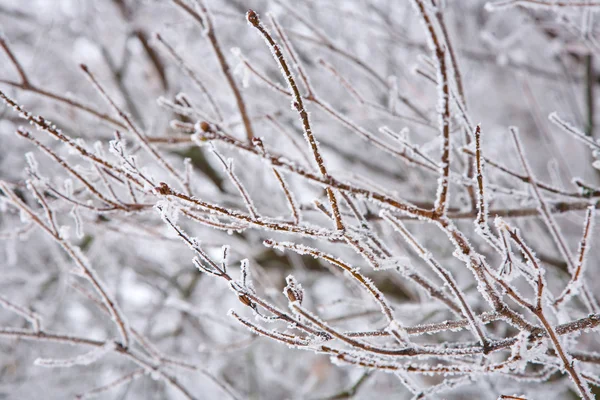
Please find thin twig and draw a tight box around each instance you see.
[247,10,345,231]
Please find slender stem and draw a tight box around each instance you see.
[247,10,344,231]
[0,35,30,86]
[411,0,451,216]
[172,0,254,142]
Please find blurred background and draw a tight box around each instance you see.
[0,0,599,399]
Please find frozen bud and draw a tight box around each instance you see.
[246,10,260,27]
[252,137,265,152]
[154,182,171,195]
[283,275,303,304]
[238,294,253,308]
[198,121,210,132]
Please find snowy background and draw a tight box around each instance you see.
[0,0,600,399]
